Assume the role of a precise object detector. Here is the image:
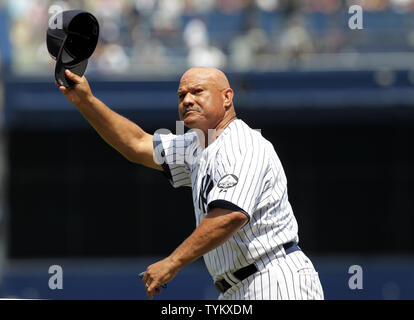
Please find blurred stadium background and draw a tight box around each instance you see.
[1,0,414,300]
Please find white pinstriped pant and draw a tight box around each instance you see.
[218,250,324,300]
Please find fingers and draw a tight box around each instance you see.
[145,276,154,300]
[56,80,65,92]
[141,272,154,299]
[146,287,153,300]
[59,86,72,97]
[141,270,164,299]
[146,283,163,300]
[65,69,82,84]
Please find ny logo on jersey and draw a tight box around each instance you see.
[199,173,213,214]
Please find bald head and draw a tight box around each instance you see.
[180,67,231,91]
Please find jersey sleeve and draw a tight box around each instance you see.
[205,140,269,222]
[153,131,199,188]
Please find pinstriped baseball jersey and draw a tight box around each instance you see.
[153,119,300,279]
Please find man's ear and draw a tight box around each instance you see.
[223,88,234,109]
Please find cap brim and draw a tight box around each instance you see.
[55,37,89,87]
[55,58,88,87]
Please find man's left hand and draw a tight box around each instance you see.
[142,257,180,299]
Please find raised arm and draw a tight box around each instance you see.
[58,70,162,171]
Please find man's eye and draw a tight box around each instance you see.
[195,89,203,94]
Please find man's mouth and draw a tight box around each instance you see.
[183,108,200,117]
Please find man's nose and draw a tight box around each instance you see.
[183,92,194,106]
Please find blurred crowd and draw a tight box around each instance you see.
[2,0,414,75]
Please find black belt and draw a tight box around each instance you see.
[214,241,300,294]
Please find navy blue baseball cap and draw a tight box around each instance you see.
[47,10,99,87]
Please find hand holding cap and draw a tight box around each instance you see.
[47,10,99,87]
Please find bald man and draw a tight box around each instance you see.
[58,67,324,300]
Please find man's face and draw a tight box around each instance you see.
[177,72,226,131]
